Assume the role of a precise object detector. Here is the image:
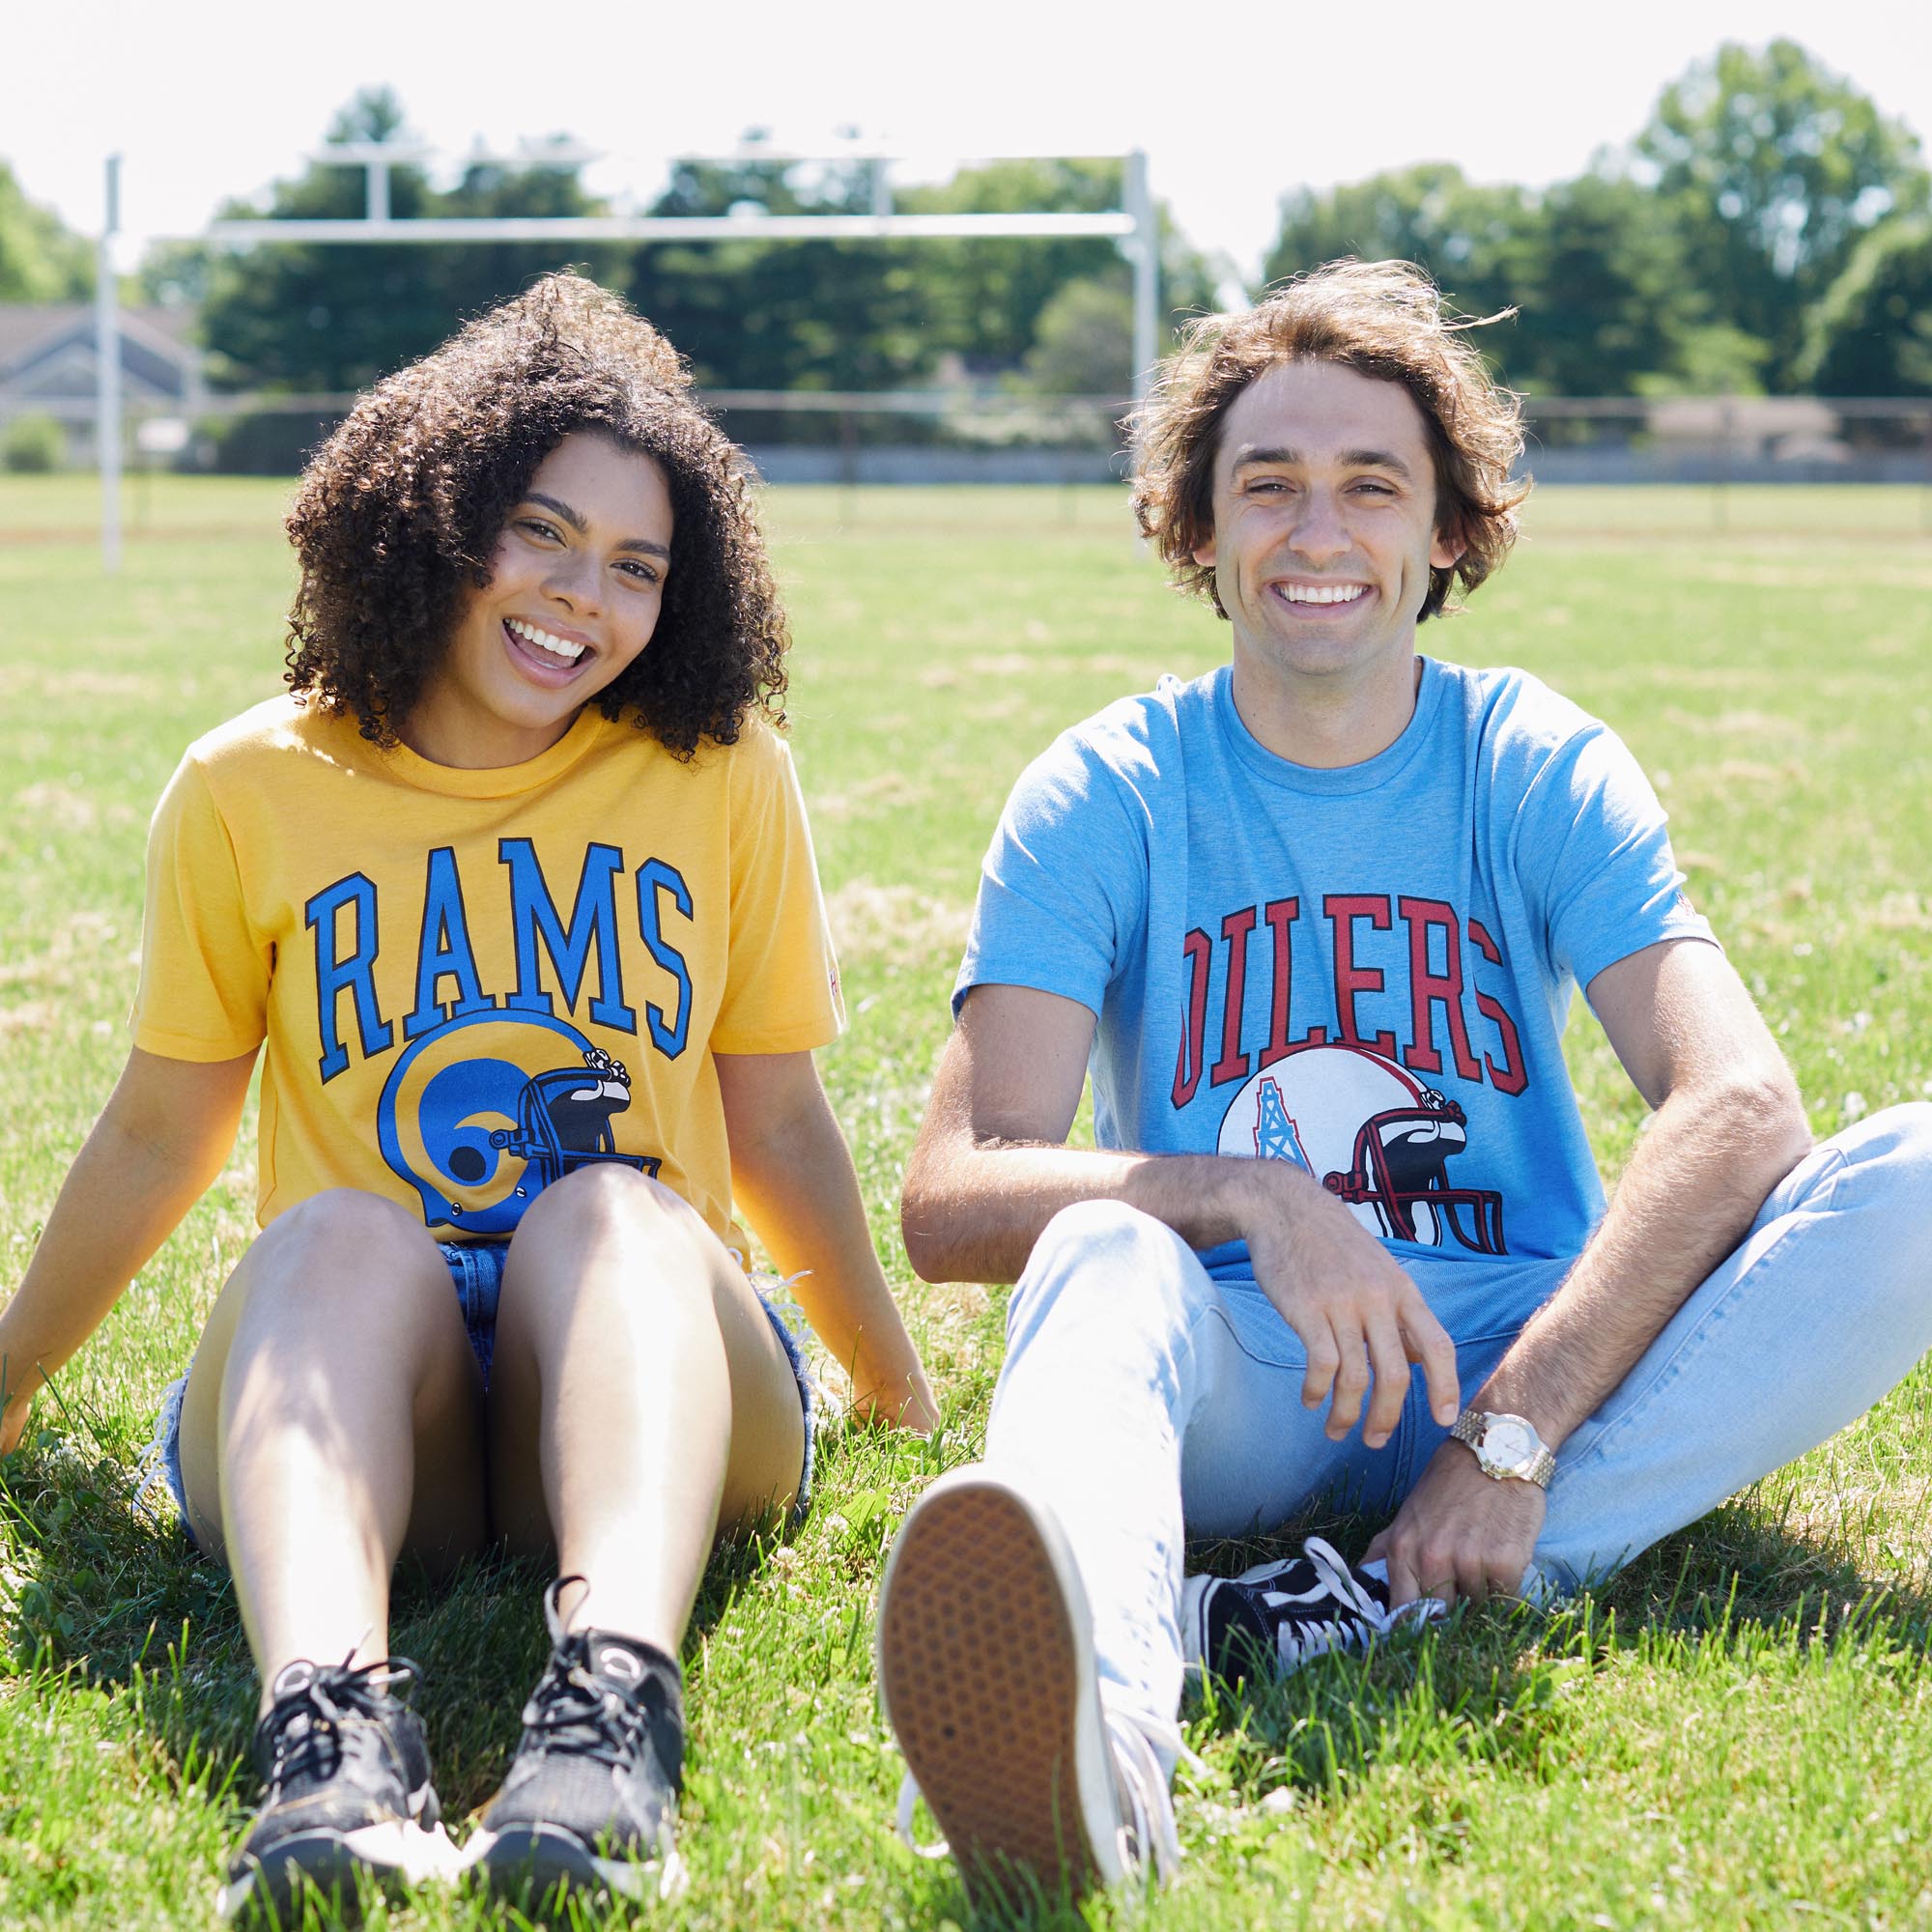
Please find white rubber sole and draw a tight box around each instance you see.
[216,1816,459,1921]
[463,1820,687,1903]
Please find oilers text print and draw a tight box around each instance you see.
[1172,892,1527,1110]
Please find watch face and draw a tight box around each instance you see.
[1484,1418,1536,1469]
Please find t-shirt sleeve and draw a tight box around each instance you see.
[710,735,844,1055]
[130,753,271,1061]
[1516,720,1716,994]
[954,728,1149,1019]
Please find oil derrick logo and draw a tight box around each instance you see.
[1253,1076,1314,1174]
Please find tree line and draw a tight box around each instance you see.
[3,39,1928,408]
[1265,42,1931,398]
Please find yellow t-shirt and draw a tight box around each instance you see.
[132,695,843,1244]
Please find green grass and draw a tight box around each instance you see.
[2,477,1931,1928]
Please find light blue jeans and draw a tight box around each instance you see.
[984,1104,1932,1731]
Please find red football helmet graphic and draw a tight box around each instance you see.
[1216,1042,1506,1254]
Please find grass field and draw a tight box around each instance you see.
[2,476,1932,1929]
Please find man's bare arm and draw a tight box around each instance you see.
[901,983,1459,1446]
[1371,937,1812,1605]
[1474,938,1810,1444]
[902,985,1264,1281]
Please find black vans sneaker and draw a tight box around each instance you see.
[1180,1536,1442,1684]
[468,1577,686,1902]
[217,1654,452,1921]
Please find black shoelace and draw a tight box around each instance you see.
[261,1655,417,1798]
[518,1578,654,1773]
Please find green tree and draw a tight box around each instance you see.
[1262,162,1530,327]
[1797,212,1932,394]
[0,160,91,302]
[195,90,619,394]
[899,159,1132,369]
[629,152,1216,399]
[180,113,1225,416]
[1258,157,1786,396]
[1512,171,1768,395]
[1634,39,1927,386]
[629,155,931,393]
[1020,277,1134,396]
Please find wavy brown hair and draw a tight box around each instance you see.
[284,272,786,756]
[1131,259,1528,622]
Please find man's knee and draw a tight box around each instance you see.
[1840,1098,1932,1165]
[1815,1099,1932,1210]
[1007,1201,1209,1349]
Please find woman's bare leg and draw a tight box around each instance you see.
[177,1189,487,1707]
[487,1164,805,1649]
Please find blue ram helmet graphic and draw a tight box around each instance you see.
[377,1009,653,1235]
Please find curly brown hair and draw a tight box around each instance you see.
[284,272,786,756]
[1131,259,1529,623]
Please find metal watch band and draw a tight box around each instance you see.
[1450,1408,1555,1491]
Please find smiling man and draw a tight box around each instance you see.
[873,260,1932,1902]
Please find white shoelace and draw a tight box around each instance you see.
[1256,1536,1440,1669]
[894,1704,1195,1885]
[895,1772,950,1860]
[1102,1704,1188,1883]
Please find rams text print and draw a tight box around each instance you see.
[304,841,688,1232]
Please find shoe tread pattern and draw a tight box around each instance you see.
[880,1483,1100,1902]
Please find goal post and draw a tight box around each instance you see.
[94,145,1160,571]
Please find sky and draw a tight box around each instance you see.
[10,0,1931,284]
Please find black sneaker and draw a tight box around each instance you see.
[217,1654,452,1922]
[468,1577,686,1902]
[1180,1537,1442,1684]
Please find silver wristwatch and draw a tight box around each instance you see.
[1450,1409,1555,1490]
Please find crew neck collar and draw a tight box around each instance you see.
[1213,657,1444,796]
[377,705,611,798]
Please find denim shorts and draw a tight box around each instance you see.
[143,1238,820,1553]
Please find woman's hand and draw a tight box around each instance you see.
[717,1048,939,1438]
[847,1340,941,1435]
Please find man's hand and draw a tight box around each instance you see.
[1366,1439,1546,1607]
[1243,1169,1459,1450]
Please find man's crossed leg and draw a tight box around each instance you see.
[879,1105,1932,1901]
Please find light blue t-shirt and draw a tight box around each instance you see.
[956,658,1714,1272]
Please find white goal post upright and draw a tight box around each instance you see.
[96,144,1160,572]
[96,155,123,576]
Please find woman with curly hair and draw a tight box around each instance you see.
[0,272,935,1915]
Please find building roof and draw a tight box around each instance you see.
[0,304,200,394]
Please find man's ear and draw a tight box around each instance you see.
[1430,523,1466,572]
[1192,531,1217,568]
